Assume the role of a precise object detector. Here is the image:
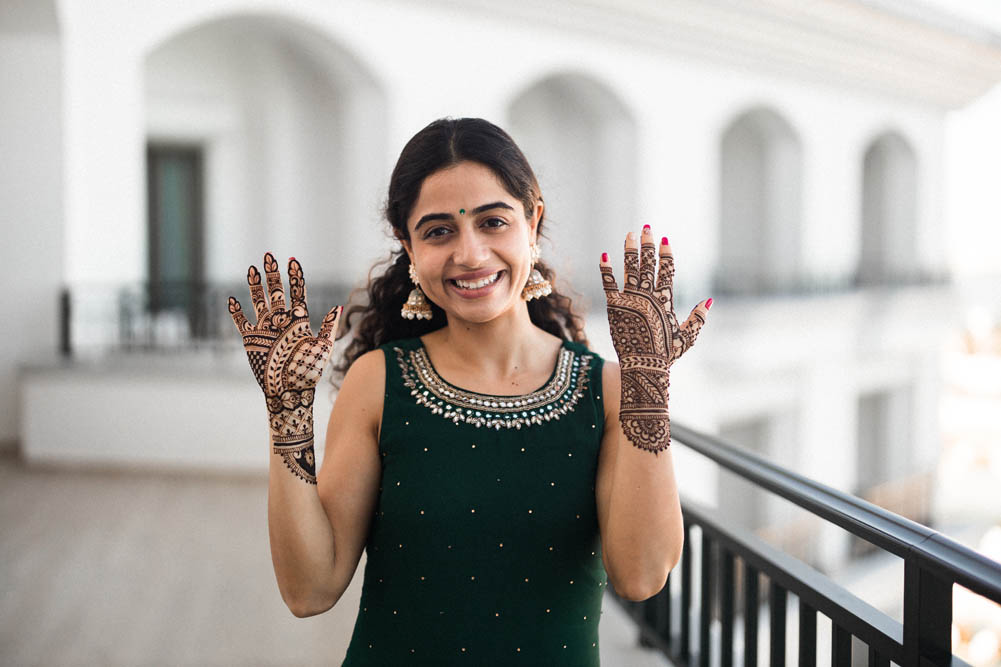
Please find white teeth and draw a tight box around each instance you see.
[454,272,500,289]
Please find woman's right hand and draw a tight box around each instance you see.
[228,253,341,481]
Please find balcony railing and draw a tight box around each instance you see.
[59,281,354,357]
[608,423,1001,666]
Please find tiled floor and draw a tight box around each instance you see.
[0,456,668,666]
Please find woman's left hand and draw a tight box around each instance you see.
[600,225,711,454]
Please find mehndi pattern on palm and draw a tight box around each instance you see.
[228,253,341,484]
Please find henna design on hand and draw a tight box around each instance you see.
[601,233,708,454]
[228,253,342,484]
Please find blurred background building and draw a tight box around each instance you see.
[3,0,1001,664]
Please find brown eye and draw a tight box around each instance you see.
[423,226,450,239]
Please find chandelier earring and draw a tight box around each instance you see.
[522,241,552,301]
[402,261,433,320]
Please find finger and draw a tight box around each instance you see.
[228,296,252,333]
[638,225,656,292]
[655,236,675,312]
[264,252,286,313]
[288,257,308,318]
[599,251,618,294]
[317,305,343,345]
[623,231,640,293]
[247,264,268,323]
[679,298,711,355]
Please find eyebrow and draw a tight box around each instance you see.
[414,201,515,231]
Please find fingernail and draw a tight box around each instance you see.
[643,224,651,233]
[601,252,608,262]
[706,298,713,309]
[627,232,636,241]
[662,236,669,246]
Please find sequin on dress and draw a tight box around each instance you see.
[341,336,608,666]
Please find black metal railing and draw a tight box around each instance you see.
[609,423,1001,666]
[59,281,354,357]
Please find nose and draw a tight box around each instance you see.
[452,229,491,267]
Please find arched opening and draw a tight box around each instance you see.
[718,108,803,295]
[143,14,386,335]
[507,72,637,305]
[858,132,918,284]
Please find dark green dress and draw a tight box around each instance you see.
[341,336,609,666]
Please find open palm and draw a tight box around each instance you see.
[228,253,341,447]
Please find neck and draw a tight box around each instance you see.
[432,303,547,377]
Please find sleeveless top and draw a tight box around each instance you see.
[341,336,609,666]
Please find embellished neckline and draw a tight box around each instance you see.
[395,339,593,430]
[416,337,568,400]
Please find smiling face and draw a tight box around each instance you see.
[401,161,543,326]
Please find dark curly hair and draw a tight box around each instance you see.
[332,117,588,384]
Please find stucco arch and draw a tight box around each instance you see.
[858,131,918,284]
[506,71,638,302]
[718,106,803,294]
[142,12,388,291]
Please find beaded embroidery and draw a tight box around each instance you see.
[395,344,593,429]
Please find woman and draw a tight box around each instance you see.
[227,117,710,665]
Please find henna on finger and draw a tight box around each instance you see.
[288,257,308,318]
[637,239,657,292]
[264,252,286,314]
[248,265,269,324]
[655,244,675,311]
[228,297,252,334]
[623,246,641,293]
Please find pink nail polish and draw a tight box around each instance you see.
[643,224,651,232]
[601,252,608,263]
[662,237,669,246]
[706,298,713,309]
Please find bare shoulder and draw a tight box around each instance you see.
[333,349,386,438]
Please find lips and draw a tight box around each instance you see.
[450,271,502,290]
[447,270,506,296]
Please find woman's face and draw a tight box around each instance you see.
[402,161,542,326]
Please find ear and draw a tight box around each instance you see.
[399,237,414,263]
[529,200,544,244]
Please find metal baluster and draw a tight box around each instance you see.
[867,646,889,667]
[903,559,952,666]
[665,570,673,650]
[681,522,692,662]
[798,599,816,667]
[769,580,786,667]
[832,624,852,667]
[721,548,734,667]
[700,531,713,667]
[744,563,758,667]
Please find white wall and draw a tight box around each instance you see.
[0,31,63,445]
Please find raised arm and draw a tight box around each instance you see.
[594,227,711,600]
[228,253,381,617]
